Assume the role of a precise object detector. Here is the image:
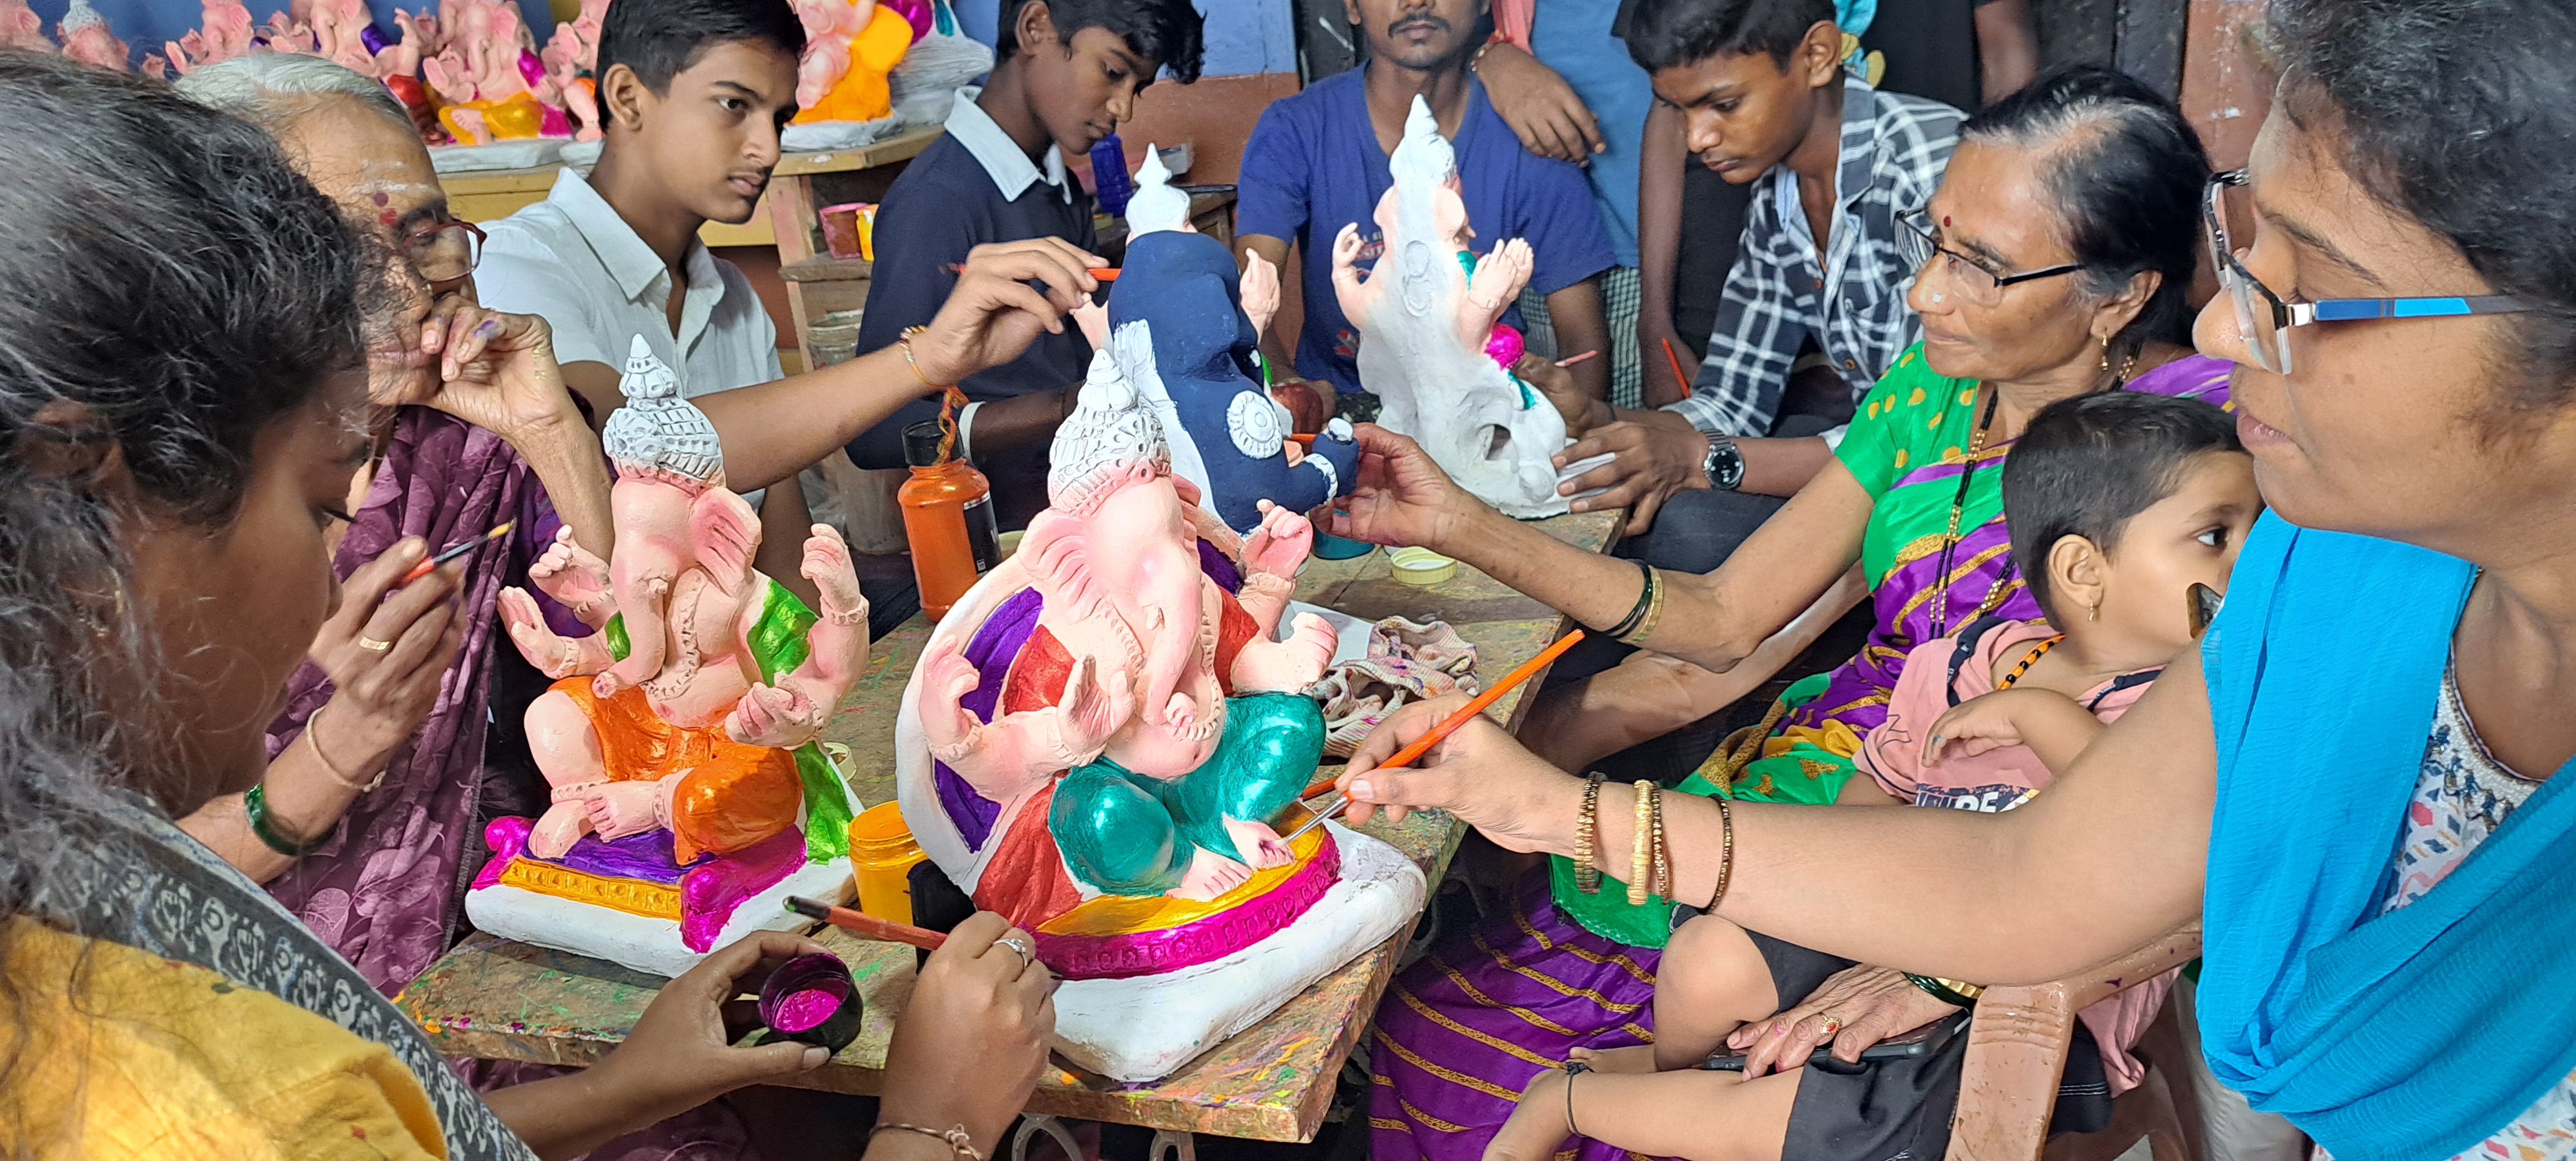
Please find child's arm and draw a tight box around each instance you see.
[1835,774,1906,807]
[1921,688,2107,773]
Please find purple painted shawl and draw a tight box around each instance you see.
[263,407,560,995]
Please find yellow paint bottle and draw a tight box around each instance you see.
[847,801,928,926]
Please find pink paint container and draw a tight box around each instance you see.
[757,952,863,1053]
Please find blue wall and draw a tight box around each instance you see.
[27,0,554,68]
[954,0,1292,76]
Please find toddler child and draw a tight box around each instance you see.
[1487,389,2258,1161]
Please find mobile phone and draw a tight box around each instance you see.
[1698,1011,1970,1074]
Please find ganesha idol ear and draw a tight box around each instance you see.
[689,486,762,596]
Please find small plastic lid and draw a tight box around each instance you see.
[903,421,948,467]
[1388,546,1457,586]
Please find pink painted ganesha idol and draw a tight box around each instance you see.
[469,338,865,977]
[895,338,1426,1083]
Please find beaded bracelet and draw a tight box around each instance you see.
[244,783,329,858]
[1706,796,1735,912]
[1574,772,1606,895]
[870,1124,983,1161]
[1648,784,1671,901]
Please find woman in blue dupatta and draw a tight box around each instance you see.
[1339,1,2576,1157]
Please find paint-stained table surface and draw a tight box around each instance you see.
[397,511,1621,1142]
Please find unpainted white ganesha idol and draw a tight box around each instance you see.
[470,337,866,977]
[1335,95,1571,518]
[892,349,1424,1081]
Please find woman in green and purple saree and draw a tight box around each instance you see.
[1324,66,2230,1160]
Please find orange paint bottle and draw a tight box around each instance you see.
[897,420,999,621]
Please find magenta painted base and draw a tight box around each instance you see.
[470,816,806,954]
[1034,831,1343,980]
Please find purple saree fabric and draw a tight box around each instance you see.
[262,407,550,996]
[1370,872,1661,1161]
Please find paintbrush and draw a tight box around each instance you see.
[1553,349,1600,369]
[941,263,1119,282]
[784,896,947,951]
[399,521,513,586]
[1286,629,1591,838]
[1660,338,1692,399]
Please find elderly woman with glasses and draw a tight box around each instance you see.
[1345,65,2235,1161]
[168,53,622,991]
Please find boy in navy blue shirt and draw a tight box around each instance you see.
[1236,0,1616,422]
[851,0,1202,529]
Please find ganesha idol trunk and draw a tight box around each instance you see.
[892,347,1423,1082]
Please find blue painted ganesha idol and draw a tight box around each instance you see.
[1109,147,1361,538]
[894,347,1354,981]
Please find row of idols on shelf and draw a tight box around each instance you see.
[0,0,939,145]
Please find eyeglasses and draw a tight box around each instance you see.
[403,218,486,292]
[1896,208,2084,307]
[2202,169,2529,375]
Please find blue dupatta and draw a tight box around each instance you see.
[2198,514,2576,1160]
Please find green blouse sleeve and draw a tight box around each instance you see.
[1835,343,1941,499]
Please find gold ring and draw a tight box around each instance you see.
[356,636,393,652]
[1815,1014,1845,1037]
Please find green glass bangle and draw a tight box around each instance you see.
[1904,972,1984,1009]
[244,783,329,857]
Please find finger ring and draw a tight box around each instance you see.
[1815,1014,1845,1037]
[996,936,1033,969]
[356,636,393,652]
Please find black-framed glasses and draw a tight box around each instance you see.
[1896,208,2084,307]
[2203,169,2530,375]
[404,218,486,293]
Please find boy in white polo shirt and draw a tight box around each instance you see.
[479,0,1105,596]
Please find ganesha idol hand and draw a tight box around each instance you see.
[1240,500,1314,579]
[801,523,867,627]
[726,682,826,750]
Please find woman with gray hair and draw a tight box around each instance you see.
[173,50,625,998]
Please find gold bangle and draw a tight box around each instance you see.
[1575,772,1604,895]
[1628,780,1654,905]
[300,704,384,793]
[897,325,950,392]
[1618,568,1667,647]
[869,1123,983,1161]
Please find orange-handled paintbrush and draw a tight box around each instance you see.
[1287,629,1588,837]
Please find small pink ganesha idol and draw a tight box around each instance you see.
[469,338,866,977]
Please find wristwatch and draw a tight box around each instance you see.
[1702,436,1746,491]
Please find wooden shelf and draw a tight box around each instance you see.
[780,255,874,282]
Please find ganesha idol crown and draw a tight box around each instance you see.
[602,335,725,489]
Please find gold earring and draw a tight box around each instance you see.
[2098,334,2111,373]
[2087,595,2101,622]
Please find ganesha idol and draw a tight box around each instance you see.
[469,338,865,977]
[1338,95,1571,518]
[894,346,1426,1081]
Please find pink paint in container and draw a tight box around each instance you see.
[757,953,863,1053]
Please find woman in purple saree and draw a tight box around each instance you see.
[1346,70,2233,1160]
[169,61,617,993]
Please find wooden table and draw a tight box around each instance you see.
[397,512,1621,1143]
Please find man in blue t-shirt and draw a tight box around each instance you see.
[1235,0,1617,423]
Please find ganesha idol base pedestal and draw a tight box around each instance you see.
[1044,820,1423,1082]
[465,818,856,979]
